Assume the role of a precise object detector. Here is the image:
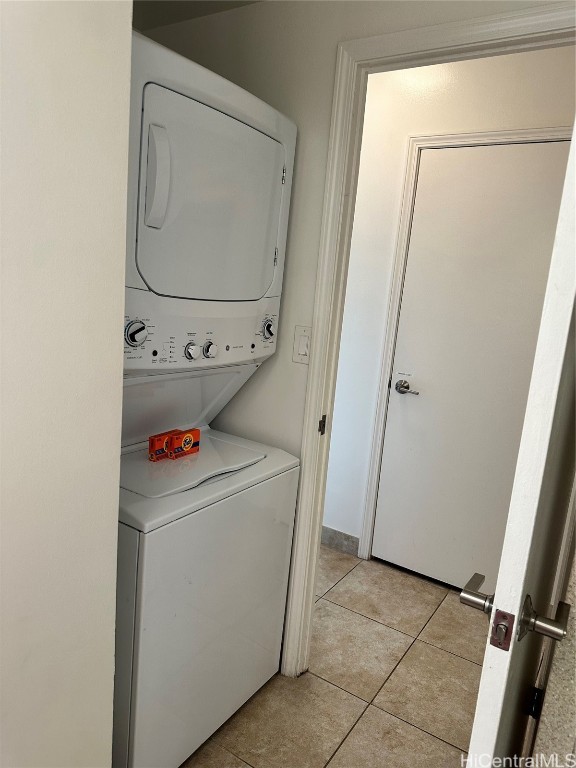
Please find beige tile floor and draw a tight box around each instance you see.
[182,545,488,768]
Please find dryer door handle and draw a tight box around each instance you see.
[145,124,171,229]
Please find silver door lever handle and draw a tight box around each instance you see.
[519,594,571,642]
[395,380,419,395]
[460,573,494,615]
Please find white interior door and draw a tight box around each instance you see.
[372,139,570,592]
[468,132,574,760]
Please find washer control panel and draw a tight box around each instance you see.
[124,289,280,373]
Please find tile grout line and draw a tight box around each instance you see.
[223,744,256,767]
[300,562,476,765]
[361,591,482,745]
[368,636,417,705]
[320,583,479,690]
[370,556,457,591]
[323,733,351,768]
[315,557,364,600]
[318,571,484,703]
[322,700,468,766]
[319,569,482,688]
[320,594,419,638]
[371,701,470,754]
[320,559,450,637]
[415,589,451,639]
[311,599,418,707]
[185,740,256,767]
[319,694,368,768]
[308,671,371,705]
[417,635,484,667]
[310,600,419,708]
[308,671,371,706]
[416,590,486,667]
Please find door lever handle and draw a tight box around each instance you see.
[395,379,419,395]
[518,594,571,642]
[460,573,494,615]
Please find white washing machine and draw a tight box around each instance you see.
[113,424,299,768]
[113,34,298,768]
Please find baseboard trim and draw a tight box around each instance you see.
[321,526,359,557]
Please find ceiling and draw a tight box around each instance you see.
[132,1,256,31]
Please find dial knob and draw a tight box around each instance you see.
[262,319,276,340]
[125,320,148,347]
[184,342,201,361]
[203,341,219,359]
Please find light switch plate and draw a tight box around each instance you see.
[293,325,311,364]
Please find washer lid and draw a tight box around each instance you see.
[120,432,265,498]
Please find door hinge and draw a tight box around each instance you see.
[274,248,278,266]
[282,166,286,184]
[523,686,545,720]
[318,415,327,435]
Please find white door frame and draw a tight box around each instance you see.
[281,2,575,678]
[359,127,573,563]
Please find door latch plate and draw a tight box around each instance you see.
[490,609,515,651]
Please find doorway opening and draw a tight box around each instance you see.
[307,44,574,757]
[323,47,573,568]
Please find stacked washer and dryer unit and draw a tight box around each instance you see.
[113,33,299,768]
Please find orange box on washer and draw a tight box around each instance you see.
[167,428,201,460]
[148,429,181,462]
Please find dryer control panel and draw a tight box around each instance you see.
[124,288,279,374]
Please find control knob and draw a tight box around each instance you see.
[203,341,219,359]
[184,343,201,361]
[125,320,148,347]
[262,318,276,340]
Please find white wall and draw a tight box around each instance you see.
[323,46,575,538]
[0,2,132,766]
[146,0,551,458]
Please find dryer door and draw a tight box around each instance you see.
[136,84,285,302]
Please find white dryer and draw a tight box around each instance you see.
[123,33,295,376]
[113,34,299,768]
